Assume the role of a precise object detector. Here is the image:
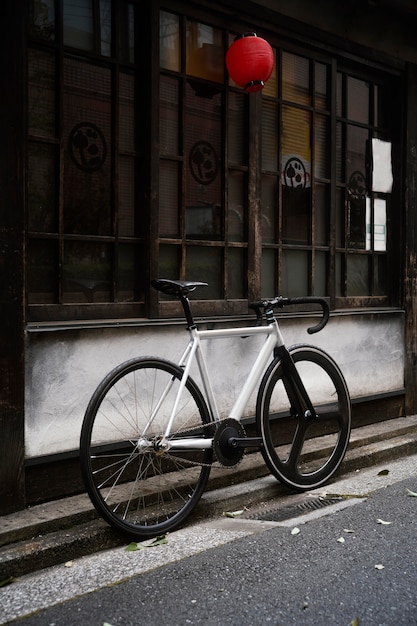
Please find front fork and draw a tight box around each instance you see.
[274,345,317,421]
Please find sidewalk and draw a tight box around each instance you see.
[1,415,416,581]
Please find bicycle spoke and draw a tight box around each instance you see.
[80,358,213,539]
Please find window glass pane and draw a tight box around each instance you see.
[159,245,180,280]
[374,197,387,252]
[346,254,369,296]
[186,21,224,83]
[30,0,55,40]
[119,3,135,62]
[282,250,308,297]
[282,186,311,244]
[373,255,386,296]
[100,0,111,56]
[336,72,343,117]
[347,76,369,124]
[28,143,57,233]
[228,171,245,242]
[336,122,344,183]
[261,248,276,297]
[262,100,278,171]
[314,251,327,296]
[63,241,112,303]
[159,160,179,237]
[63,59,111,235]
[117,244,140,302]
[315,63,328,109]
[315,184,328,246]
[186,247,222,299]
[228,92,246,166]
[282,106,311,184]
[374,84,390,128]
[336,252,343,297]
[282,52,310,106]
[160,11,180,71]
[228,248,245,298]
[347,194,367,249]
[27,240,57,304]
[347,125,368,187]
[119,73,135,153]
[336,187,345,248]
[282,106,311,245]
[262,175,277,243]
[314,114,329,179]
[28,49,56,138]
[63,0,94,51]
[185,82,222,240]
[262,48,277,97]
[119,156,135,236]
[160,76,179,155]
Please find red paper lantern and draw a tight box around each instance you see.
[226,33,274,93]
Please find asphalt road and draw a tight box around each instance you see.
[3,455,417,625]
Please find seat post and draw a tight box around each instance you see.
[179,294,196,329]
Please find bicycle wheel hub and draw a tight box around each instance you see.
[213,418,246,467]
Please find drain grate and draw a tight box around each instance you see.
[244,496,343,522]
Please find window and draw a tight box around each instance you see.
[159,13,248,312]
[27,2,401,322]
[27,0,145,321]
[261,51,399,306]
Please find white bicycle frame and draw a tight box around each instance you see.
[157,319,286,451]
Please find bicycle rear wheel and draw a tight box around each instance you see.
[256,344,351,490]
[80,357,213,539]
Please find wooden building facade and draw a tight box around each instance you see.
[1,0,417,514]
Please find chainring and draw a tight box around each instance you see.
[213,418,246,467]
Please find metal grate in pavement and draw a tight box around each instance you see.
[244,496,344,522]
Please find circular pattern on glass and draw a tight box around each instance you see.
[189,141,219,185]
[68,122,107,172]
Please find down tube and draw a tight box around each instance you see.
[228,330,278,421]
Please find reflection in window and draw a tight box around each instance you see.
[64,0,94,50]
[63,0,112,56]
[185,82,222,239]
[30,0,55,40]
[186,20,224,83]
[160,11,180,71]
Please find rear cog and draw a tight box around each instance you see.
[213,418,246,467]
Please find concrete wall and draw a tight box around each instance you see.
[25,311,404,458]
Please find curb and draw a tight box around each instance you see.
[1,415,416,580]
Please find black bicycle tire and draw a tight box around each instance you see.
[256,344,351,491]
[80,357,213,539]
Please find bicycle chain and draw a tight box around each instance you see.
[155,416,247,469]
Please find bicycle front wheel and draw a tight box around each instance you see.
[80,357,213,539]
[256,344,351,491]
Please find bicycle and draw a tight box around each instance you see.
[80,279,351,539]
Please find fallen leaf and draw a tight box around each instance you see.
[291,527,301,535]
[376,518,392,525]
[377,469,389,476]
[337,537,345,543]
[375,564,385,570]
[406,488,417,497]
[125,535,168,551]
[224,510,244,518]
[0,576,15,588]
[147,535,168,547]
[350,618,359,626]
